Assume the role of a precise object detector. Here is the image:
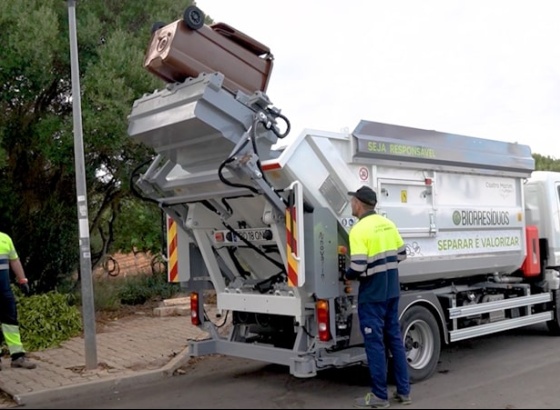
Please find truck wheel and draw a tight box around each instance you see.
[547,290,560,335]
[183,6,205,30]
[400,305,441,383]
[547,321,560,335]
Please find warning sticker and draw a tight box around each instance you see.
[340,217,357,227]
[401,190,408,203]
[359,167,369,181]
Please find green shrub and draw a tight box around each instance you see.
[15,290,82,352]
[118,273,180,305]
[92,279,125,312]
[88,272,181,310]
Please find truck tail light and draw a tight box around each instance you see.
[190,292,201,326]
[521,225,541,277]
[316,299,331,342]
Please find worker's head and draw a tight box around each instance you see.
[348,186,377,217]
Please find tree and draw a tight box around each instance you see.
[533,153,560,172]
[0,0,199,292]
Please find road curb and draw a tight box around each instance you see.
[11,346,192,407]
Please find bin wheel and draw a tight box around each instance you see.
[183,6,205,30]
[151,21,166,34]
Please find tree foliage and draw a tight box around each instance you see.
[533,153,560,172]
[0,0,198,292]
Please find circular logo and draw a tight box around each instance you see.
[452,211,461,226]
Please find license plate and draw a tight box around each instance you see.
[213,228,273,244]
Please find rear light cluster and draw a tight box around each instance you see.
[190,292,201,326]
[316,300,331,341]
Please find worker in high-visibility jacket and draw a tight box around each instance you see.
[0,231,36,369]
[344,186,410,408]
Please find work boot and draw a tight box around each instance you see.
[392,391,412,405]
[11,356,37,369]
[354,392,390,408]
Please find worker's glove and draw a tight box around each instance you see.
[17,279,30,296]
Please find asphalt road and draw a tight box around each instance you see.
[31,324,560,409]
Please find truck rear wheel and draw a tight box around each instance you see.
[401,305,441,383]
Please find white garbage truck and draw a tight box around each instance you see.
[127,7,560,383]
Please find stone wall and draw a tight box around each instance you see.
[93,252,155,278]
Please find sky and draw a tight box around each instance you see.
[197,0,560,158]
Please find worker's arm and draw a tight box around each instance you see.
[345,257,367,280]
[396,233,407,263]
[345,229,368,280]
[9,258,28,284]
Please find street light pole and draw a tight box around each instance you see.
[67,0,98,370]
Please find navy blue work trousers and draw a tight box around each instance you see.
[358,297,410,400]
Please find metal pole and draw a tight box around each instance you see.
[67,0,98,370]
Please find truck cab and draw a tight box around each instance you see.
[525,171,560,268]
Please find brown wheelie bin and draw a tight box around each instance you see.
[144,6,274,96]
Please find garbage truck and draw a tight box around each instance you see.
[127,6,560,382]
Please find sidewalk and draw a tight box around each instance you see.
[0,306,212,407]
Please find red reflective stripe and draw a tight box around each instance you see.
[262,162,281,171]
